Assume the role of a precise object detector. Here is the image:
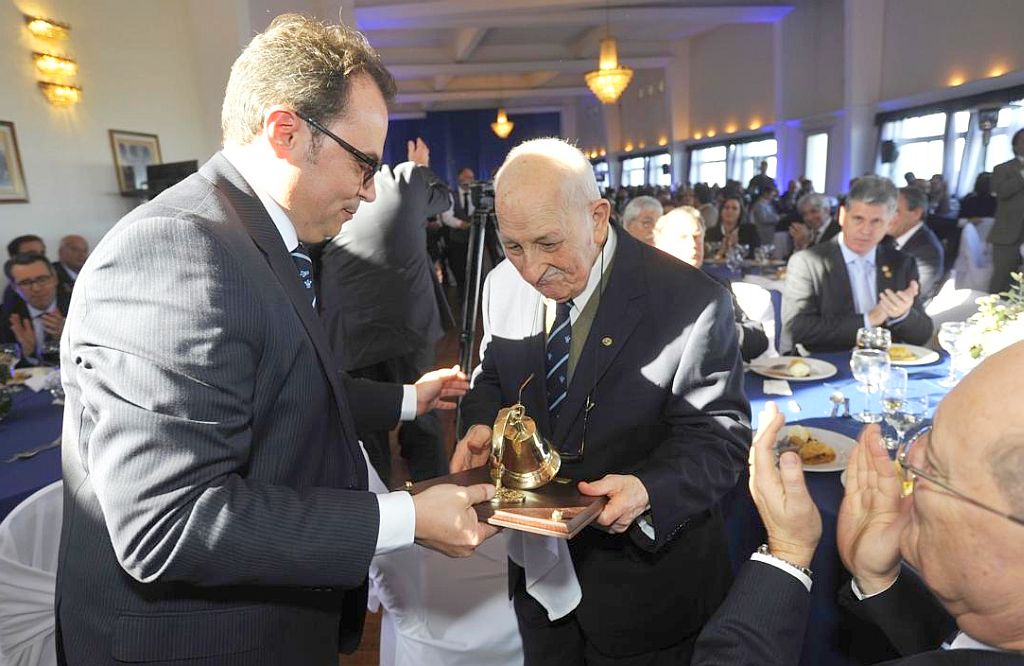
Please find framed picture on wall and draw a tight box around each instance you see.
[0,121,29,203]
[109,129,162,196]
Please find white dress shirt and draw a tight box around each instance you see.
[23,299,58,363]
[893,222,924,250]
[223,149,416,554]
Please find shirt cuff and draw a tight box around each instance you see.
[851,573,899,600]
[374,491,416,555]
[750,552,813,592]
[400,385,417,421]
[862,313,872,330]
[887,311,910,326]
[637,513,655,540]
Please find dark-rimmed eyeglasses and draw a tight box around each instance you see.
[295,112,380,188]
[897,425,1024,527]
[15,274,55,289]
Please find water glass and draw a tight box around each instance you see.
[0,343,21,384]
[851,348,891,423]
[937,321,965,386]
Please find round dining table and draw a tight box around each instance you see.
[0,387,63,520]
[723,349,953,666]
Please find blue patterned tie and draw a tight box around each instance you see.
[546,300,573,423]
[291,243,316,309]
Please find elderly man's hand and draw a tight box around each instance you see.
[407,137,430,167]
[789,221,813,250]
[450,424,492,473]
[578,474,650,534]
[837,424,910,594]
[749,402,821,568]
[412,483,498,557]
[414,365,469,415]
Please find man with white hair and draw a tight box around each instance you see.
[621,195,663,246]
[453,138,751,664]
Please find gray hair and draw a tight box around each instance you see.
[846,175,898,214]
[654,205,705,236]
[797,192,831,215]
[622,196,664,228]
[494,137,601,217]
[899,186,929,213]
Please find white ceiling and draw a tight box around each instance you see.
[352,0,793,114]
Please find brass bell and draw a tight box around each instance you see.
[490,402,560,491]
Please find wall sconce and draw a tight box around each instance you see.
[24,15,70,40]
[624,142,634,152]
[748,119,763,131]
[693,132,703,140]
[599,148,606,157]
[657,136,668,146]
[33,52,78,77]
[38,81,82,107]
[706,129,717,138]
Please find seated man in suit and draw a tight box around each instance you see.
[2,234,46,313]
[452,138,751,664]
[53,234,89,296]
[653,206,770,361]
[691,341,1024,664]
[621,194,663,247]
[889,186,945,303]
[781,176,933,353]
[0,253,69,366]
[788,192,840,256]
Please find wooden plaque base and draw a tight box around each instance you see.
[401,466,606,539]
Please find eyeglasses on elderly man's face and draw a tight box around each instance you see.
[295,112,380,189]
[897,426,1024,528]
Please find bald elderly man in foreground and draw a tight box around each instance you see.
[691,341,1024,664]
[453,138,751,664]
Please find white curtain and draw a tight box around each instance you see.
[955,112,984,198]
[725,144,742,183]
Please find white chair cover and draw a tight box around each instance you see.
[954,218,994,291]
[732,281,779,359]
[0,481,62,666]
[925,279,986,345]
[366,466,523,666]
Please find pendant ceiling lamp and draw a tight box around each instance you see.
[491,107,514,139]
[585,2,633,107]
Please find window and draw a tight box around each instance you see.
[737,139,778,187]
[591,159,609,186]
[621,157,646,187]
[649,153,672,187]
[690,145,727,186]
[984,102,1024,171]
[804,132,828,192]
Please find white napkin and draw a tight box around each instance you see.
[506,530,581,621]
[23,368,58,393]
[763,379,792,396]
[794,343,811,357]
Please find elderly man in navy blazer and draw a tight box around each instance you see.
[453,138,751,664]
[781,176,933,353]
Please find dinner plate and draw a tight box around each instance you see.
[779,426,856,473]
[887,343,940,366]
[748,356,838,382]
[7,366,52,385]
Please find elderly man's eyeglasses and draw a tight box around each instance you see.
[295,112,380,188]
[897,426,1024,527]
[15,275,55,289]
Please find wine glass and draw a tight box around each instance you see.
[937,321,965,387]
[0,343,21,384]
[886,394,928,451]
[880,368,908,451]
[856,327,892,351]
[850,348,890,423]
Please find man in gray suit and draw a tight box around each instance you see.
[320,137,453,484]
[988,128,1024,293]
[56,15,495,665]
[889,186,945,303]
[781,176,933,353]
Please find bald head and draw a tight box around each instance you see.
[59,234,89,272]
[493,138,609,302]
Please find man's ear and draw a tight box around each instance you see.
[265,107,302,159]
[838,205,847,229]
[592,198,611,243]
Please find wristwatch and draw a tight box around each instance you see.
[757,543,813,578]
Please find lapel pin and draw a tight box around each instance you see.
[601,336,613,347]
[881,265,892,279]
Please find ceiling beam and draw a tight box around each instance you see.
[388,55,671,80]
[433,74,454,91]
[453,26,488,61]
[568,25,605,59]
[358,3,792,30]
[396,86,591,104]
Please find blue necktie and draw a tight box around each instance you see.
[546,300,573,423]
[291,243,316,309]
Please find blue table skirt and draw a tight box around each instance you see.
[0,388,64,520]
[723,349,952,665]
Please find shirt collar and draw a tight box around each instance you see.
[60,263,79,280]
[893,222,924,250]
[27,300,56,318]
[571,225,617,314]
[815,218,832,242]
[839,235,876,266]
[222,148,300,252]
[948,632,1001,652]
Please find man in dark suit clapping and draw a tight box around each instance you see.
[781,176,933,353]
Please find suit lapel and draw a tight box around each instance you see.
[875,244,898,295]
[553,231,645,445]
[201,154,364,486]
[826,238,857,311]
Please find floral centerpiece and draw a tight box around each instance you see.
[962,272,1024,363]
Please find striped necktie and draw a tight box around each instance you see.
[546,300,573,423]
[290,243,316,309]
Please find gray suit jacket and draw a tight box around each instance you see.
[988,157,1024,246]
[56,153,403,665]
[781,236,934,353]
[460,229,750,655]
[320,162,450,371]
[898,225,945,302]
